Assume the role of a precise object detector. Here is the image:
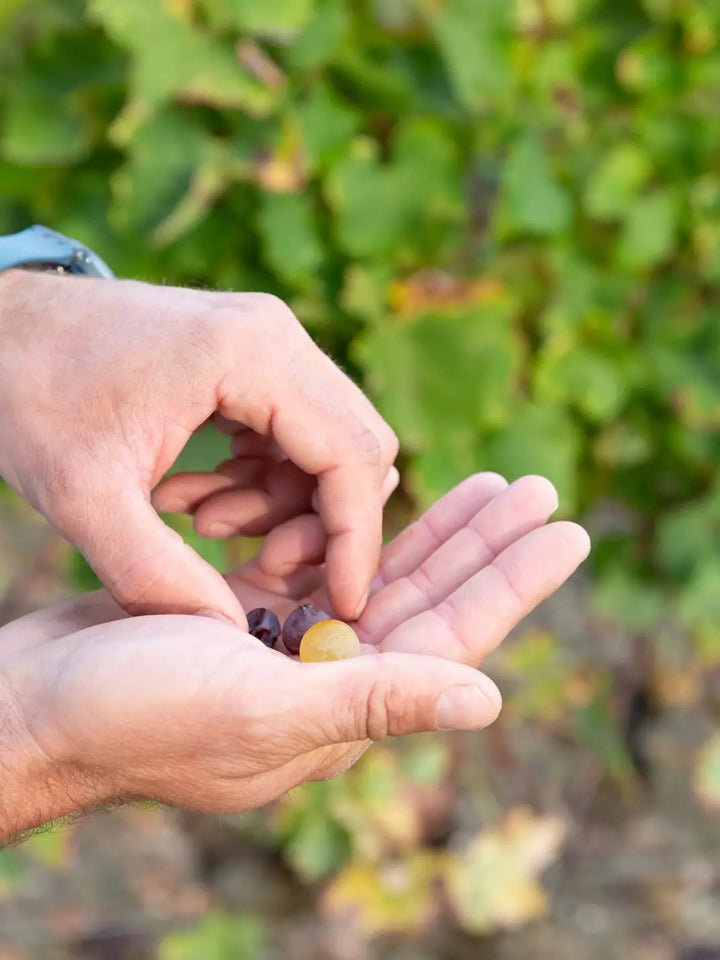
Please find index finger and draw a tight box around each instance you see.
[212,294,386,620]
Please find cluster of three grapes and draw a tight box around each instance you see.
[247,604,360,662]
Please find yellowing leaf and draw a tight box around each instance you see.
[499,631,574,721]
[695,734,720,811]
[322,854,440,937]
[255,117,307,193]
[443,807,566,934]
[332,749,424,858]
[387,270,506,319]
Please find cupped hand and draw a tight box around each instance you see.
[0,270,398,625]
[227,471,590,658]
[0,474,589,833]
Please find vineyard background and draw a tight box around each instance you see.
[1,1,720,958]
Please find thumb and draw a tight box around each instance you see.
[63,484,246,624]
[289,652,502,746]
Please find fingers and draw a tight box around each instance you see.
[374,471,509,588]
[257,466,400,577]
[213,294,398,620]
[360,475,559,641]
[286,651,502,748]
[194,461,316,538]
[258,513,328,574]
[152,458,266,513]
[379,521,590,663]
[225,561,324,606]
[66,483,247,624]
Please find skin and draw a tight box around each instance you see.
[0,269,399,624]
[0,474,590,842]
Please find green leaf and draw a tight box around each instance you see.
[591,570,665,631]
[88,0,278,141]
[573,683,635,782]
[326,120,462,259]
[111,109,211,233]
[283,808,351,881]
[400,738,450,785]
[498,135,572,237]
[354,301,521,451]
[200,0,315,35]
[534,345,631,423]
[159,912,266,960]
[25,824,72,868]
[617,189,680,270]
[678,560,720,632]
[656,490,720,579]
[482,403,581,511]
[420,0,513,111]
[408,446,481,511]
[257,191,324,286]
[1,84,92,165]
[288,0,349,68]
[0,0,32,29]
[168,426,230,474]
[296,81,360,172]
[583,144,653,222]
[0,848,26,895]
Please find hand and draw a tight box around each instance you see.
[0,474,589,839]
[0,270,398,624]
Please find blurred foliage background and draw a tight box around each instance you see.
[1,0,720,958]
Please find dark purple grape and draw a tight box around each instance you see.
[247,608,281,648]
[282,603,330,655]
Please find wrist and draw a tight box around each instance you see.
[0,266,28,305]
[0,663,107,842]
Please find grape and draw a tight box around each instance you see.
[247,607,281,648]
[282,603,330,655]
[299,619,361,662]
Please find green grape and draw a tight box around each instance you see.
[299,619,361,662]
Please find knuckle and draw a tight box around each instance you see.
[381,425,400,464]
[363,678,392,741]
[210,294,305,373]
[353,425,383,469]
[247,292,298,330]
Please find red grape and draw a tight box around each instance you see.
[282,603,330,655]
[247,607,281,648]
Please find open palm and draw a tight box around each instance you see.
[2,474,588,827]
[226,471,587,664]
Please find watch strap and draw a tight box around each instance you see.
[0,225,115,279]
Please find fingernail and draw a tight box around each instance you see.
[195,608,237,625]
[436,685,494,731]
[207,523,236,538]
[353,588,370,620]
